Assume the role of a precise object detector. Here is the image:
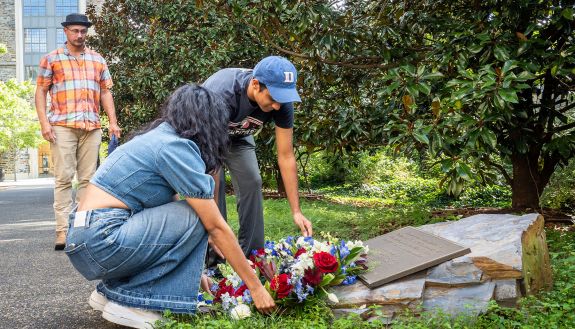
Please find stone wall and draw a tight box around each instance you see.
[0,0,17,81]
[0,149,37,180]
[0,151,15,180]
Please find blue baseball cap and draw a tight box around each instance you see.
[253,56,301,103]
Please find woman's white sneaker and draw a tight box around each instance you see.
[102,301,163,329]
[88,290,108,311]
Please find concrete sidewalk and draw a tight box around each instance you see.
[0,177,55,189]
[0,181,118,328]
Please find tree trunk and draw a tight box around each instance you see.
[510,153,543,209]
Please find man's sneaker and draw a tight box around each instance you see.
[54,231,66,250]
[88,290,108,311]
[102,301,163,329]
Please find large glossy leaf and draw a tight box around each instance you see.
[498,89,519,103]
[494,46,510,61]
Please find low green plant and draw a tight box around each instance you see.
[449,184,512,209]
[540,159,575,212]
[302,149,514,210]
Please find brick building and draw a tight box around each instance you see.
[0,0,101,181]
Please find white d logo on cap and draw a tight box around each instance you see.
[284,72,294,83]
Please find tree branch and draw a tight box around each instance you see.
[558,100,575,114]
[482,157,513,186]
[242,20,413,69]
[552,121,575,135]
[540,150,562,189]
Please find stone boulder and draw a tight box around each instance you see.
[331,213,552,320]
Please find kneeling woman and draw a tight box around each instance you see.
[65,85,275,328]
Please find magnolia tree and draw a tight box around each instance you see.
[233,0,575,209]
[86,0,270,135]
[0,44,40,180]
[88,1,575,208]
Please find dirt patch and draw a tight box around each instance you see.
[262,191,324,201]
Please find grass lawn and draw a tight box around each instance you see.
[158,196,575,329]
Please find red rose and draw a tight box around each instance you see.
[313,251,338,273]
[294,247,307,258]
[234,284,248,297]
[270,273,293,299]
[303,268,322,286]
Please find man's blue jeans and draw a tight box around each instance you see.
[65,201,207,313]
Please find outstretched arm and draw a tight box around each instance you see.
[275,126,313,237]
[186,197,276,313]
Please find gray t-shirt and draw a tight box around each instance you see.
[202,68,294,138]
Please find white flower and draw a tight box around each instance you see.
[296,236,313,249]
[327,292,340,304]
[230,303,252,320]
[291,252,314,276]
[228,274,242,288]
[221,292,237,310]
[346,240,369,254]
[311,241,332,253]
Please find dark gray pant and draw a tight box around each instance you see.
[210,136,264,265]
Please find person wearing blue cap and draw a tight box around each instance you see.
[203,56,313,265]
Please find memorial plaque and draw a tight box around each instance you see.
[360,226,471,288]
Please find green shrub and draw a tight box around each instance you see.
[450,184,512,208]
[541,159,575,211]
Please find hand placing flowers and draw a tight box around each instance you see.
[206,234,369,318]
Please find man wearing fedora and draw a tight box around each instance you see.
[35,13,121,250]
[203,56,313,267]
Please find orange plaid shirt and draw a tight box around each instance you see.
[36,44,113,130]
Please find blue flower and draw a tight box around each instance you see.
[205,268,217,277]
[304,236,315,245]
[342,275,357,285]
[307,285,314,293]
[243,289,253,304]
[339,240,350,259]
[330,245,337,256]
[197,293,204,302]
[285,236,294,245]
[264,241,275,250]
[294,279,310,302]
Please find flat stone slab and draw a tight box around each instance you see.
[419,213,552,293]
[334,272,426,309]
[425,256,483,286]
[332,213,552,319]
[359,226,470,288]
[423,281,496,316]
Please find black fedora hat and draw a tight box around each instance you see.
[61,13,92,28]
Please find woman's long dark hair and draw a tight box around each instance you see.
[134,84,229,174]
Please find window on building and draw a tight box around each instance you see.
[23,0,46,16]
[57,29,67,46]
[24,29,47,53]
[55,0,78,16]
[25,66,39,81]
